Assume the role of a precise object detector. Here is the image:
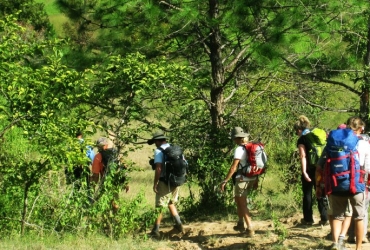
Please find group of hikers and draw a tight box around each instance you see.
[66,132,129,210]
[67,116,370,250]
[217,115,369,250]
[294,115,370,250]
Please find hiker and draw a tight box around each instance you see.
[148,130,184,237]
[65,131,95,190]
[293,115,328,225]
[345,117,370,246]
[220,127,256,237]
[91,137,128,210]
[323,117,370,250]
[316,124,352,244]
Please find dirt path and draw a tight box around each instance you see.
[151,214,370,250]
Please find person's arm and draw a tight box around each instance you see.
[298,144,311,182]
[363,142,370,173]
[153,163,162,193]
[220,159,240,191]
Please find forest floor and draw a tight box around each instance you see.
[149,213,370,250]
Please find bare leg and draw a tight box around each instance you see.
[332,219,343,243]
[341,216,352,236]
[154,211,163,225]
[235,196,252,229]
[235,196,243,221]
[168,203,178,216]
[355,219,364,250]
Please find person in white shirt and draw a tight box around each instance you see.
[220,127,257,237]
[346,117,370,247]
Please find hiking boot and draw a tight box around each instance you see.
[174,224,184,233]
[300,218,314,225]
[233,222,245,231]
[330,242,339,250]
[338,237,347,250]
[245,228,255,237]
[149,230,160,238]
[319,220,329,226]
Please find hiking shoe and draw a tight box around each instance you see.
[245,228,255,237]
[233,222,245,231]
[174,224,184,233]
[149,230,160,238]
[319,220,329,226]
[300,218,314,225]
[330,242,339,250]
[338,237,347,250]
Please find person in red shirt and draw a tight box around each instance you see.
[91,137,109,184]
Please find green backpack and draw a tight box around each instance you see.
[304,128,327,168]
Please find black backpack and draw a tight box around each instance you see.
[159,145,188,187]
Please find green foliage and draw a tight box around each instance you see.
[0,0,54,34]
[271,211,288,243]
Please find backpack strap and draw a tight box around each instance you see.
[238,144,248,169]
[157,146,168,183]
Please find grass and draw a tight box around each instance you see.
[35,0,60,15]
[35,0,69,37]
[0,233,170,250]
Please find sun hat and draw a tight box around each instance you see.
[147,130,168,145]
[230,127,249,139]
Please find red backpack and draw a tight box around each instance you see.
[241,142,268,177]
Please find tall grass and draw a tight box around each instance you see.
[0,233,170,250]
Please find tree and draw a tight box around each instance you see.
[0,0,53,34]
[55,0,342,210]
[0,15,93,234]
[0,13,195,234]
[280,1,370,127]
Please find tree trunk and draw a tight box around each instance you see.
[21,183,29,235]
[209,0,225,131]
[362,16,370,129]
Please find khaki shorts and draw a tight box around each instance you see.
[155,181,180,207]
[327,195,352,216]
[331,192,365,220]
[234,179,257,197]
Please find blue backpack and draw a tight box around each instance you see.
[324,128,365,194]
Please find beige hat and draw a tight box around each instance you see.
[230,127,249,139]
[147,130,168,145]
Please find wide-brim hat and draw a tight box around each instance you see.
[147,130,168,145]
[230,127,249,139]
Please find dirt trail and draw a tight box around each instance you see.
[151,214,370,250]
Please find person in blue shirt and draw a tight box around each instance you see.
[65,131,95,191]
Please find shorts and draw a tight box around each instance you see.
[327,195,352,216]
[155,181,180,207]
[331,192,365,220]
[234,179,257,197]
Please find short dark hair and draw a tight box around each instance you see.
[75,131,83,137]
